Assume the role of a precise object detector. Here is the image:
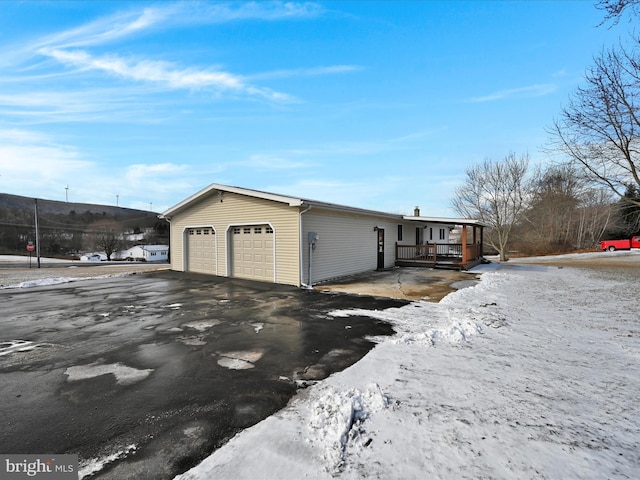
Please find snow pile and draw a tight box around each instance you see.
[330,271,509,346]
[0,340,38,356]
[79,444,137,479]
[65,362,154,386]
[307,383,392,474]
[1,272,132,289]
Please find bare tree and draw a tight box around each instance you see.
[523,163,581,252]
[89,220,124,261]
[596,0,640,26]
[519,163,614,253]
[549,43,640,206]
[452,153,530,261]
[575,188,615,248]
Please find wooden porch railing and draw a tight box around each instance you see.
[396,243,482,267]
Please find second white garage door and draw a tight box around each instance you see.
[231,225,274,282]
[186,227,216,274]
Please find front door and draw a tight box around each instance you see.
[377,228,385,270]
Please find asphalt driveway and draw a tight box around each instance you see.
[0,271,405,479]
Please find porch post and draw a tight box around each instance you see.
[461,224,468,264]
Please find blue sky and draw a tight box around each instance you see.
[0,1,628,215]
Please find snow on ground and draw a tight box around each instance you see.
[175,256,640,480]
[0,254,71,264]
[0,255,168,288]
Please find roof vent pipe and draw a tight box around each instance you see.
[414,206,420,216]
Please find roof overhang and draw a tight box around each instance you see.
[403,216,486,227]
[159,182,485,228]
[160,183,304,218]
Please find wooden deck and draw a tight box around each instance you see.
[395,243,484,270]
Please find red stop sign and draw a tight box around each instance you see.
[26,243,35,252]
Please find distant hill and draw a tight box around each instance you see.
[0,192,168,256]
[0,192,156,217]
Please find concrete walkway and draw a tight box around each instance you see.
[316,266,481,302]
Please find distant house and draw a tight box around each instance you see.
[117,245,169,262]
[160,184,484,287]
[80,252,107,262]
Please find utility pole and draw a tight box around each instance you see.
[34,198,41,268]
[65,185,69,202]
[116,194,119,206]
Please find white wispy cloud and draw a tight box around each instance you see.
[0,128,94,200]
[193,1,324,22]
[470,83,557,103]
[0,1,326,109]
[247,65,363,81]
[243,154,315,170]
[125,162,190,186]
[30,7,174,51]
[36,47,295,101]
[30,2,324,52]
[0,87,167,125]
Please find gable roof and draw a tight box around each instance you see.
[160,183,484,227]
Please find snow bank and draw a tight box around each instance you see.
[1,272,132,289]
[175,264,640,480]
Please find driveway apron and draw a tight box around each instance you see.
[0,271,405,479]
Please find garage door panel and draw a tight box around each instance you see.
[187,228,216,274]
[231,224,274,282]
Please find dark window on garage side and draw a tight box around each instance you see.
[397,225,403,241]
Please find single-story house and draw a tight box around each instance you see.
[116,245,169,262]
[160,184,484,287]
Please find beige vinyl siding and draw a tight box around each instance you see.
[301,209,401,284]
[168,191,300,285]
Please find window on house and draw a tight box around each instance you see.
[203,229,209,235]
[233,227,241,234]
[189,230,194,235]
[397,225,403,241]
[266,226,274,234]
[429,228,433,241]
[440,228,446,240]
[254,227,262,234]
[243,227,251,234]
[196,229,202,235]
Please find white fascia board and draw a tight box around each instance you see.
[219,184,304,206]
[160,183,304,218]
[403,215,486,226]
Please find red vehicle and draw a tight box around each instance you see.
[600,236,640,251]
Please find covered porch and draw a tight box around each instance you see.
[395,221,485,270]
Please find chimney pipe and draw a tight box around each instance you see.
[414,206,420,216]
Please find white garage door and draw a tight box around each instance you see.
[186,228,216,274]
[231,225,274,282]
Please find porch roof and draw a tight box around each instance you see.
[402,216,486,227]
